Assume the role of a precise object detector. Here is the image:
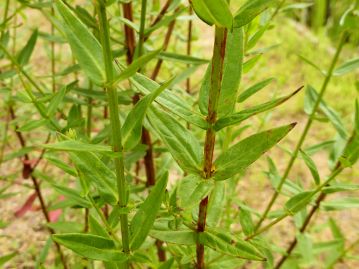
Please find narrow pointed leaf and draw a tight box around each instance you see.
[149,230,197,245]
[199,28,244,117]
[52,233,127,262]
[285,191,315,215]
[239,207,255,236]
[114,50,160,84]
[17,29,38,66]
[300,149,320,185]
[148,108,202,173]
[122,78,173,151]
[333,58,359,76]
[55,0,106,85]
[238,78,274,103]
[213,124,296,181]
[47,85,68,118]
[191,0,233,29]
[234,0,276,28]
[198,231,265,261]
[130,172,168,250]
[216,87,302,130]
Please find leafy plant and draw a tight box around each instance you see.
[0,0,358,268]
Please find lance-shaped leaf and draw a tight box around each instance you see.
[52,184,91,208]
[149,230,197,245]
[42,140,112,154]
[178,174,214,209]
[206,181,226,227]
[47,85,68,118]
[305,85,348,139]
[0,252,17,267]
[130,172,168,250]
[238,78,274,103]
[122,78,173,151]
[114,50,160,84]
[338,101,359,167]
[129,71,207,129]
[198,231,265,261]
[52,233,127,262]
[215,87,302,130]
[300,149,320,185]
[321,197,359,211]
[285,191,315,215]
[234,0,277,28]
[191,0,233,29]
[17,29,38,66]
[70,151,118,205]
[55,0,106,85]
[199,28,244,117]
[213,123,296,181]
[148,108,203,174]
[333,58,359,76]
[239,207,255,236]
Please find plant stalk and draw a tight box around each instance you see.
[254,32,348,231]
[197,26,227,269]
[96,1,130,263]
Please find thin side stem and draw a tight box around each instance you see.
[51,6,56,92]
[255,32,348,231]
[196,26,227,269]
[96,1,130,264]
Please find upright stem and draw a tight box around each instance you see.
[121,2,136,64]
[255,32,347,231]
[135,0,147,60]
[0,0,10,39]
[197,26,227,269]
[96,1,130,264]
[186,7,193,93]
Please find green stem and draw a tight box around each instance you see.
[95,1,130,263]
[135,0,147,59]
[247,167,344,241]
[255,32,348,231]
[51,6,56,92]
[197,26,227,269]
[0,0,10,39]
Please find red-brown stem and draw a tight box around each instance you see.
[9,106,68,268]
[142,128,156,186]
[196,27,227,269]
[151,16,177,80]
[121,2,136,64]
[144,0,172,43]
[275,192,326,268]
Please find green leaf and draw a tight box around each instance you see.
[17,29,38,66]
[158,258,175,269]
[149,230,197,245]
[323,183,359,194]
[129,71,207,129]
[52,233,127,262]
[178,174,214,209]
[191,0,233,29]
[285,191,315,215]
[333,58,359,76]
[216,87,302,130]
[122,78,173,151]
[17,119,47,132]
[130,172,168,250]
[305,86,348,139]
[297,233,314,265]
[199,27,244,117]
[198,231,265,261]
[42,140,112,154]
[70,151,118,204]
[47,85,68,118]
[35,238,52,269]
[300,149,320,185]
[234,0,276,28]
[158,52,209,65]
[213,124,296,181]
[206,182,226,227]
[239,207,255,236]
[148,108,202,174]
[45,155,77,177]
[238,78,274,103]
[0,252,17,266]
[322,197,359,211]
[55,0,106,85]
[52,184,91,208]
[242,54,262,73]
[114,50,160,84]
